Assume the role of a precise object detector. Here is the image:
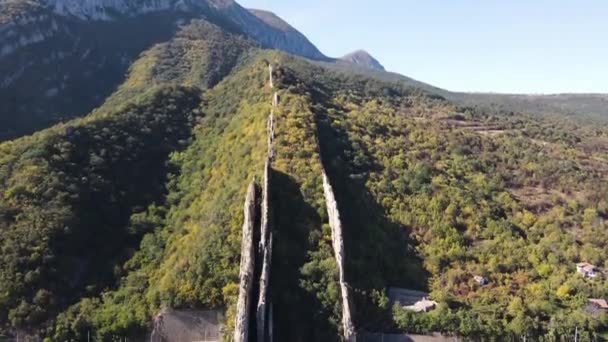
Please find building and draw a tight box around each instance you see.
[586,299,608,316]
[473,275,488,286]
[576,262,599,278]
[150,309,221,342]
[388,288,438,313]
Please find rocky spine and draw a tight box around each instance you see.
[322,171,355,341]
[256,63,276,342]
[256,161,272,342]
[234,180,257,342]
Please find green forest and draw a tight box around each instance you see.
[278,57,608,340]
[1,15,607,342]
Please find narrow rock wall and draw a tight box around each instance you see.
[272,92,279,108]
[234,181,258,342]
[322,171,356,342]
[256,161,273,342]
[256,63,277,342]
[267,111,275,161]
[269,64,274,89]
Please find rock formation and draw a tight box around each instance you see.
[256,63,276,342]
[322,171,355,342]
[256,162,273,342]
[234,180,257,342]
[268,63,274,89]
[267,112,275,161]
[272,92,278,108]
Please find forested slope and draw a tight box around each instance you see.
[1,27,608,342]
[0,18,260,338]
[279,56,608,339]
[0,85,202,334]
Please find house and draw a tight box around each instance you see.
[577,262,599,278]
[474,275,488,286]
[388,288,438,313]
[586,299,608,316]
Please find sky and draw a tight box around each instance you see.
[238,0,608,94]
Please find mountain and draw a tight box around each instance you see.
[0,0,325,141]
[340,49,385,71]
[3,41,608,340]
[1,1,608,341]
[1,0,605,143]
[245,8,325,60]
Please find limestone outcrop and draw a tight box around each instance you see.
[268,64,274,89]
[322,170,355,341]
[235,63,277,342]
[234,181,258,342]
[256,63,276,342]
[256,161,273,342]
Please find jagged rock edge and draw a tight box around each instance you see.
[234,180,257,342]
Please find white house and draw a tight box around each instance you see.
[577,262,599,278]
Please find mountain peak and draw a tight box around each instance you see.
[247,9,292,31]
[246,8,326,60]
[340,49,385,71]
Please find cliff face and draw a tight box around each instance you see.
[38,0,326,61]
[256,161,273,342]
[0,0,328,140]
[234,181,258,342]
[256,64,277,342]
[246,9,326,60]
[321,171,355,341]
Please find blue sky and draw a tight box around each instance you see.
[238,0,608,94]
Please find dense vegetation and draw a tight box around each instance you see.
[0,2,249,141]
[0,85,201,335]
[34,55,271,341]
[279,56,608,340]
[1,12,608,340]
[0,16,258,338]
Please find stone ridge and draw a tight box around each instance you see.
[234,180,258,342]
[321,170,356,341]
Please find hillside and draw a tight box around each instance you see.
[1,1,608,341]
[2,0,606,143]
[2,42,608,339]
[0,0,324,141]
[452,92,608,122]
[277,56,608,339]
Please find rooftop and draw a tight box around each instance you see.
[589,299,608,309]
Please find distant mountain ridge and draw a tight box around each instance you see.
[340,49,385,71]
[1,0,607,143]
[0,0,327,140]
[247,8,325,59]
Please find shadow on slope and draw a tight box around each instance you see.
[313,95,428,332]
[270,170,340,342]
